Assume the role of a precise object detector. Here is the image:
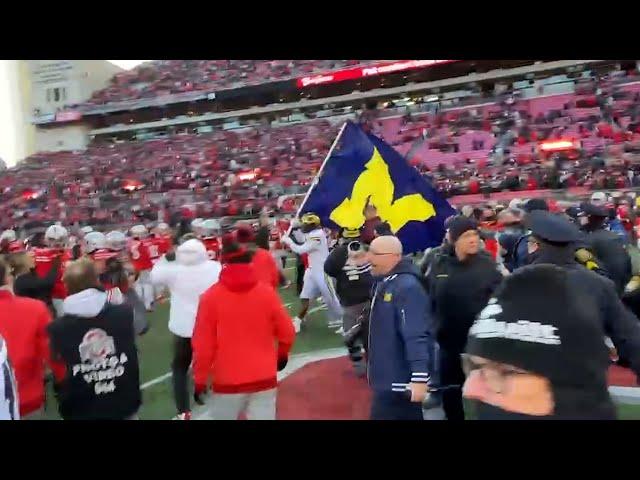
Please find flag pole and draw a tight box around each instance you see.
[285,121,348,236]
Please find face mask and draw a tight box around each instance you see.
[473,401,553,421]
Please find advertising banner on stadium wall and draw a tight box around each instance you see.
[214,79,297,101]
[295,60,459,88]
[55,110,83,122]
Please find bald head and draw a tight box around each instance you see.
[63,258,100,295]
[368,235,403,276]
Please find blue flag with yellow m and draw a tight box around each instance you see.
[300,121,456,253]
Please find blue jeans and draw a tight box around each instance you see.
[370,391,423,420]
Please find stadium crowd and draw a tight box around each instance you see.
[5,71,640,234]
[83,60,371,106]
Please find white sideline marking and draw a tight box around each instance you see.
[141,372,172,390]
[610,386,640,404]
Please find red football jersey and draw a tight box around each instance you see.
[33,247,72,299]
[154,235,173,256]
[202,238,220,261]
[127,239,153,272]
[8,241,25,253]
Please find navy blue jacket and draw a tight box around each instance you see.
[368,258,438,393]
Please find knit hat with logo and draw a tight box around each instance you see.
[466,264,608,398]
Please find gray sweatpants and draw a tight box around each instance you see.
[204,388,277,420]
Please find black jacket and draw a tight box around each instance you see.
[324,243,374,307]
[583,228,632,295]
[426,246,503,353]
[532,245,640,379]
[13,258,61,307]
[48,302,141,420]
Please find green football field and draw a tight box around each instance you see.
[38,257,640,420]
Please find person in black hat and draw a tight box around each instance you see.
[525,210,640,379]
[425,215,503,420]
[463,264,617,419]
[579,202,632,295]
[510,198,549,269]
[324,227,374,375]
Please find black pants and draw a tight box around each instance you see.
[370,391,423,420]
[296,257,305,296]
[440,348,465,421]
[172,335,193,414]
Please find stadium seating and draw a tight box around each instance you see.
[5,70,640,229]
[83,60,373,106]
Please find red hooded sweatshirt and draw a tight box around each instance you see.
[192,263,295,394]
[251,248,279,290]
[0,290,65,415]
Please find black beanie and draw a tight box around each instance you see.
[466,265,610,416]
[523,198,549,213]
[448,216,478,243]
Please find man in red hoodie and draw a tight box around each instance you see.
[192,235,295,420]
[235,223,279,290]
[0,258,64,418]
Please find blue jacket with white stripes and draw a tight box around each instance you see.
[368,258,438,393]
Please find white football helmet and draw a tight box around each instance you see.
[191,218,204,237]
[155,222,171,236]
[200,219,221,239]
[80,226,94,236]
[44,225,69,248]
[0,229,16,243]
[84,231,107,254]
[106,231,127,251]
[129,224,148,239]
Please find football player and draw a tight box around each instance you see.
[282,213,343,332]
[33,225,72,317]
[128,225,154,311]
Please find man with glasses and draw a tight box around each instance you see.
[463,262,618,420]
[366,236,437,420]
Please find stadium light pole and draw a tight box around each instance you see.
[286,121,348,235]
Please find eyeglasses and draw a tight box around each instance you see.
[368,250,398,256]
[461,354,529,394]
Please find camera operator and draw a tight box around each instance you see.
[324,228,374,377]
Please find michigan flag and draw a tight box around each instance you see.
[300,121,456,253]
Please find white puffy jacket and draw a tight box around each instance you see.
[150,239,221,338]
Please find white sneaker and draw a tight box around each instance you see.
[292,316,302,333]
[334,327,344,335]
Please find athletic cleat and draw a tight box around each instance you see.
[172,411,192,420]
[292,316,302,333]
[334,326,344,335]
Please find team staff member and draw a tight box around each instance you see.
[235,224,279,290]
[464,264,617,420]
[0,258,63,419]
[324,228,374,374]
[150,239,221,420]
[526,211,640,378]
[367,236,437,420]
[425,216,502,421]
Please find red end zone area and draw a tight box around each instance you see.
[274,358,640,420]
